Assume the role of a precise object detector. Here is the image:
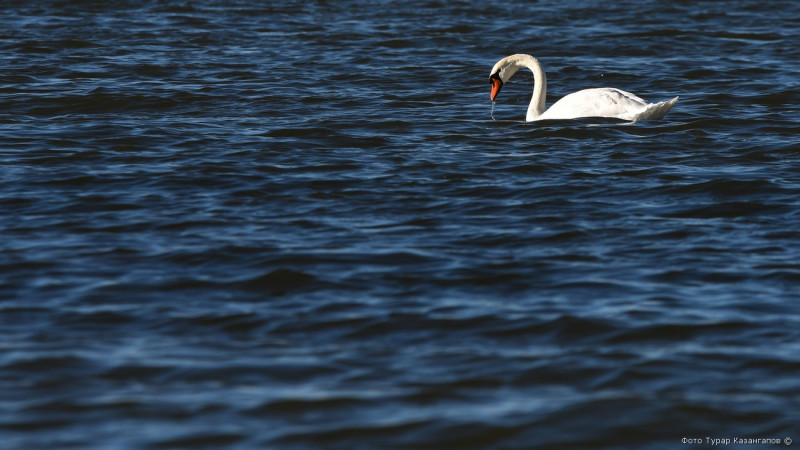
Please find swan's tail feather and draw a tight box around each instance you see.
[635,96,678,121]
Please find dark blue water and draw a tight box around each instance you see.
[2,1,800,448]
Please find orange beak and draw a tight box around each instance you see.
[489,75,503,101]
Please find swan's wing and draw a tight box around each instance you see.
[627,96,679,121]
[539,88,650,121]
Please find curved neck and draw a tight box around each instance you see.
[522,56,547,121]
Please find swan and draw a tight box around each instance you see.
[489,54,678,122]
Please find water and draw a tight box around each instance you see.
[2,1,799,448]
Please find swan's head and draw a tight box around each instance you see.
[488,55,525,101]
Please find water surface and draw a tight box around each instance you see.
[2,0,799,448]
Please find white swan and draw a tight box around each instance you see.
[489,54,678,122]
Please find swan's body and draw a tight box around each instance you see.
[489,54,678,122]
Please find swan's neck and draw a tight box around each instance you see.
[523,56,547,121]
